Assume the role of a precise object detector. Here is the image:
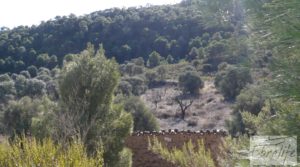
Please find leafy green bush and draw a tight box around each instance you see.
[186,47,199,61]
[179,71,204,95]
[58,45,133,166]
[27,65,38,77]
[225,111,245,136]
[215,66,252,100]
[2,96,56,139]
[124,76,148,95]
[3,97,35,137]
[241,101,300,154]
[118,80,133,96]
[203,40,229,70]
[202,64,213,73]
[157,65,167,81]
[0,75,15,102]
[235,85,265,115]
[145,70,158,85]
[149,137,215,167]
[0,137,103,167]
[123,96,158,131]
[147,51,161,68]
[166,55,174,64]
[120,63,144,76]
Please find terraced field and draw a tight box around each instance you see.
[125,130,227,167]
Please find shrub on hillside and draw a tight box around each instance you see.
[178,71,204,95]
[124,76,148,95]
[0,75,15,102]
[215,66,252,100]
[123,96,158,131]
[147,51,161,68]
[235,85,265,115]
[157,65,167,81]
[203,40,228,70]
[145,70,158,86]
[2,96,56,139]
[225,111,245,136]
[120,63,144,76]
[118,80,133,96]
[202,64,213,73]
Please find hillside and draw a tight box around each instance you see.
[1,0,299,166]
[0,1,237,74]
[141,80,232,130]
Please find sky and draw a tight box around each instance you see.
[0,0,181,28]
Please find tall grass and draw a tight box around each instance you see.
[149,137,215,167]
[0,137,103,167]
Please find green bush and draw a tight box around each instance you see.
[192,59,202,69]
[118,80,133,96]
[166,55,174,64]
[179,71,204,95]
[124,76,148,95]
[120,63,144,76]
[0,137,103,167]
[0,77,15,102]
[157,65,167,81]
[215,66,252,100]
[3,96,56,139]
[58,45,133,166]
[147,51,161,68]
[145,70,159,86]
[123,96,158,131]
[27,65,38,77]
[202,64,213,73]
[235,85,265,115]
[203,40,229,70]
[186,47,199,61]
[3,97,35,137]
[225,111,245,136]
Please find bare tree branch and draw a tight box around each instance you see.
[174,97,193,120]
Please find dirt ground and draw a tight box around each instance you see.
[141,80,233,131]
[125,131,227,167]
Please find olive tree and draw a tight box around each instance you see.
[178,71,204,95]
[235,85,266,115]
[215,66,252,100]
[123,96,158,131]
[0,74,15,102]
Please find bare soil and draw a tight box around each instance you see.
[125,131,227,167]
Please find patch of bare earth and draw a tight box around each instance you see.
[141,80,232,131]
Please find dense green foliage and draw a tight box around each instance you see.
[0,0,299,165]
[235,85,266,115]
[239,0,300,155]
[178,71,203,95]
[57,45,133,166]
[0,1,238,74]
[215,66,252,100]
[123,96,158,131]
